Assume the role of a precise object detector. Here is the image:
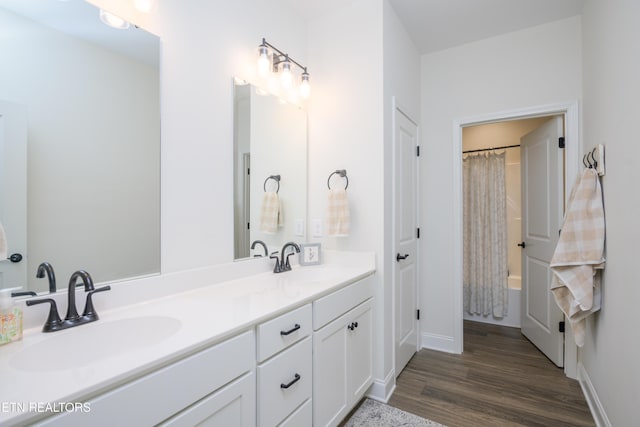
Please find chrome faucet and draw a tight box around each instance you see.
[251,240,269,257]
[280,242,300,272]
[36,262,57,293]
[26,269,111,332]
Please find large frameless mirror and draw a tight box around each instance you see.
[0,0,160,295]
[233,81,307,260]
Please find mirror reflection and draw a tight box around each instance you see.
[233,81,307,260]
[0,0,160,294]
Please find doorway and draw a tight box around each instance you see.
[452,102,580,378]
[462,115,565,367]
[462,117,551,329]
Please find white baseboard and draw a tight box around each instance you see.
[578,362,611,427]
[421,332,457,353]
[366,370,396,403]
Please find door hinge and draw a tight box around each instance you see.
[247,168,250,175]
[417,227,420,239]
[558,137,565,149]
[416,309,420,320]
[559,321,565,333]
[247,222,250,230]
[416,146,420,157]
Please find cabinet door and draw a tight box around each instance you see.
[159,371,255,427]
[313,315,349,427]
[347,299,373,402]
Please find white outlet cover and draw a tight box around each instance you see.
[312,219,323,237]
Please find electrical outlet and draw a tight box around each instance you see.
[312,219,323,237]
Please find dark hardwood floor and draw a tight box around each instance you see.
[387,321,595,427]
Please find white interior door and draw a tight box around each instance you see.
[0,100,28,290]
[520,116,564,367]
[394,108,419,377]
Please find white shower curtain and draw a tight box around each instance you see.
[463,151,508,317]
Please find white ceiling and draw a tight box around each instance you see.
[0,0,159,66]
[285,0,586,54]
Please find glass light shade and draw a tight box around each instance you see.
[99,9,130,29]
[280,61,292,89]
[257,46,270,77]
[134,0,155,13]
[300,73,311,98]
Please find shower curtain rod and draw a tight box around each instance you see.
[463,144,520,154]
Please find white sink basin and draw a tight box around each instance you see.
[11,315,182,372]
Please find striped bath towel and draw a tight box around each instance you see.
[327,188,350,236]
[259,191,282,234]
[550,168,605,347]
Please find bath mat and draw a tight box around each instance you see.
[343,398,446,427]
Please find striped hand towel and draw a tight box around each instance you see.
[550,168,605,347]
[259,191,281,234]
[326,188,350,237]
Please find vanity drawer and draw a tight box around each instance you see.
[279,398,312,427]
[257,337,312,427]
[38,330,255,427]
[257,303,311,362]
[313,275,373,330]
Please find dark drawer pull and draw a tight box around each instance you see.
[280,373,301,389]
[280,324,301,336]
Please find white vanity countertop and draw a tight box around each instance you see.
[0,259,375,425]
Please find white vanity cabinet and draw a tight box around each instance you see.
[13,266,377,427]
[37,331,256,427]
[312,276,374,427]
[256,304,312,427]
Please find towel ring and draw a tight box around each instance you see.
[263,175,281,193]
[327,169,348,190]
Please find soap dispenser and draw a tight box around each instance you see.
[0,288,23,345]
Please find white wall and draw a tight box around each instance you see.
[580,0,640,424]
[420,17,582,348]
[306,0,387,390]
[0,7,160,292]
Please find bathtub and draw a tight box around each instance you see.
[463,275,521,328]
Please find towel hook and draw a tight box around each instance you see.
[589,148,598,169]
[327,169,348,190]
[263,175,281,193]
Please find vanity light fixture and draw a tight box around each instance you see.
[300,69,311,98]
[99,9,130,29]
[257,38,311,98]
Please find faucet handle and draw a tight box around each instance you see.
[284,252,297,271]
[269,252,282,273]
[82,285,111,320]
[26,298,63,332]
